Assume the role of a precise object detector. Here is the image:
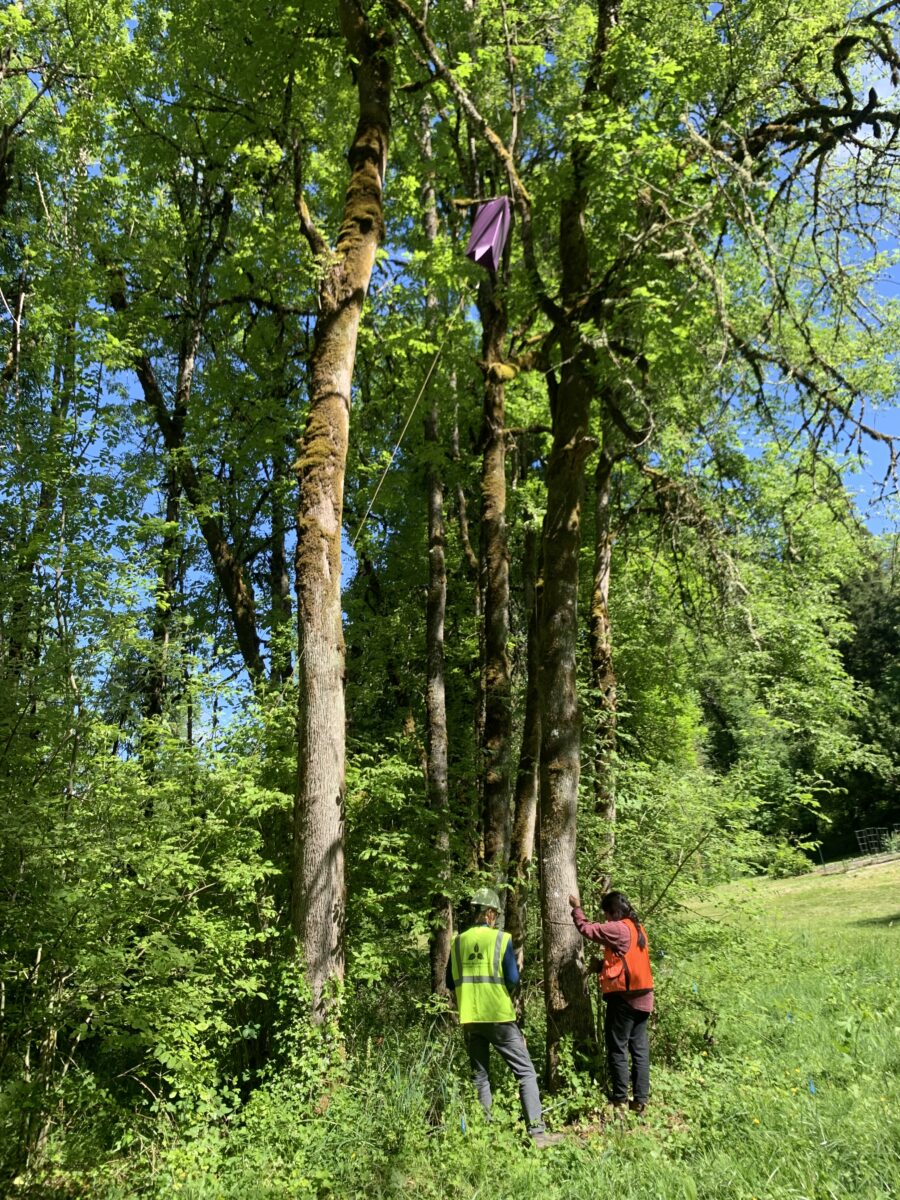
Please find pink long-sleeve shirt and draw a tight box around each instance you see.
[572,907,654,1013]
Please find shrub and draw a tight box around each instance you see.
[766,840,815,878]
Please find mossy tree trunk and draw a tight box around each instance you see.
[291,0,392,1020]
[425,381,453,994]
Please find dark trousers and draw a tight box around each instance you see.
[604,996,650,1104]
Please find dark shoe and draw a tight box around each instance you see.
[609,1100,628,1119]
[530,1130,565,1148]
[629,1101,646,1114]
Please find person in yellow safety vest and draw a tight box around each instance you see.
[447,888,563,1148]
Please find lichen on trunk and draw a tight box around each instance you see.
[291,0,392,1022]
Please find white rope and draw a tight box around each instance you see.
[350,290,469,549]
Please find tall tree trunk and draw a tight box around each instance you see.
[425,389,452,995]
[291,0,391,1020]
[450,393,483,875]
[108,291,266,684]
[478,278,513,881]
[506,524,541,979]
[420,102,453,996]
[537,0,618,1089]
[270,449,293,686]
[0,273,23,407]
[3,327,70,683]
[452,407,479,584]
[590,442,616,884]
[537,343,596,1085]
[146,470,180,721]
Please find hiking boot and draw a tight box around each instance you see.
[530,1130,565,1148]
[629,1101,647,1115]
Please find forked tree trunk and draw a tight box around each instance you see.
[478,278,514,881]
[590,443,617,883]
[291,0,391,1020]
[506,525,541,978]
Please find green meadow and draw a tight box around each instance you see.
[35,860,900,1200]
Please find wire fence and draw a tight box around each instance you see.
[817,825,900,874]
[855,826,900,856]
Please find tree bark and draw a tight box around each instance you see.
[425,387,452,995]
[536,0,618,1089]
[506,524,541,979]
[537,341,597,1085]
[420,102,453,997]
[590,442,616,883]
[270,448,293,686]
[3,326,70,683]
[108,288,266,685]
[146,470,180,721]
[478,277,514,882]
[291,0,391,1020]
[451,391,478,581]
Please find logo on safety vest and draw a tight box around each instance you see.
[467,942,486,961]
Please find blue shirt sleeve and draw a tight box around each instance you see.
[502,939,520,989]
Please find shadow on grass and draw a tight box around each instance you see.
[853,913,900,926]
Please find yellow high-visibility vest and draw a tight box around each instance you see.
[450,926,515,1023]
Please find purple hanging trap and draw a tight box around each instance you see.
[465,197,511,273]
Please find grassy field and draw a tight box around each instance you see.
[35,862,900,1199]
[708,857,900,927]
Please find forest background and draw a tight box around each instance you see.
[2,0,900,1193]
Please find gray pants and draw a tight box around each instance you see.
[463,1021,544,1133]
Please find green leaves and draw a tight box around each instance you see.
[2,0,900,1182]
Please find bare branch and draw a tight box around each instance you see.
[291,142,330,262]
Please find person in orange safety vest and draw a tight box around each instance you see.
[568,890,654,1114]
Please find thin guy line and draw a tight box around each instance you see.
[350,290,469,549]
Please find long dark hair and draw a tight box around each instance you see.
[601,891,647,949]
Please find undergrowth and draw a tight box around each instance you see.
[13,866,900,1200]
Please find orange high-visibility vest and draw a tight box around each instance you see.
[600,918,654,996]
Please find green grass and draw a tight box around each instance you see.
[27,862,900,1199]
[706,858,900,928]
